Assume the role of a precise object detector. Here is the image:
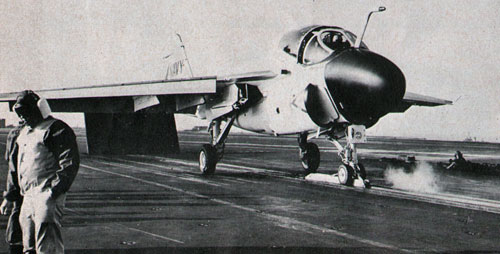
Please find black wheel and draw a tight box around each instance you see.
[300,143,320,174]
[337,164,354,186]
[357,163,367,179]
[199,144,217,175]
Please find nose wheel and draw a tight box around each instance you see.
[334,163,369,188]
[337,164,354,186]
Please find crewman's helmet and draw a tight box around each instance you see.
[13,90,51,120]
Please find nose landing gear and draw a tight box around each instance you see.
[299,126,370,188]
[329,125,371,188]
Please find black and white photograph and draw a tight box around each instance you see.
[0,1,499,253]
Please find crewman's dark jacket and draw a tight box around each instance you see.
[3,125,24,201]
[4,117,79,200]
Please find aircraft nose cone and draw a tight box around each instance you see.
[324,49,406,127]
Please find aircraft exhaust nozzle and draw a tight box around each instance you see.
[324,49,406,127]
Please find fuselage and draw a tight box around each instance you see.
[233,58,329,135]
[233,25,406,136]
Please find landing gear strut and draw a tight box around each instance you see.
[198,96,247,175]
[298,132,320,174]
[329,125,370,188]
[198,116,236,175]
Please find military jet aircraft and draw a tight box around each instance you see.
[0,7,451,188]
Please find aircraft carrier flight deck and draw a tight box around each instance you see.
[0,129,499,253]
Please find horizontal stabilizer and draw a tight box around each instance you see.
[403,92,452,106]
[393,92,452,112]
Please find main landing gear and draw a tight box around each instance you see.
[198,116,235,175]
[198,97,247,175]
[328,125,370,188]
[298,132,320,174]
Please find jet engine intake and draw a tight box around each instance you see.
[304,84,338,128]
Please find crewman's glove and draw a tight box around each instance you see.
[0,199,13,215]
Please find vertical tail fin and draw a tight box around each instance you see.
[133,34,194,112]
[164,34,194,80]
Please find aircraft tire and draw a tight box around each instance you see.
[199,144,217,175]
[300,143,320,174]
[337,164,354,186]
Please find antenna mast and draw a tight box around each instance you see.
[176,33,194,77]
[354,6,386,48]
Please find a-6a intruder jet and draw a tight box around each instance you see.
[0,7,451,188]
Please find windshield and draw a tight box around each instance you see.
[303,30,352,65]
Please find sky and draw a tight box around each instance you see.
[0,0,499,142]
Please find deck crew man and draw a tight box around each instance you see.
[1,122,25,254]
[0,90,79,254]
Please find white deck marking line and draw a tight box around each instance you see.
[65,208,185,244]
[93,159,225,187]
[96,157,235,187]
[112,156,500,215]
[220,178,262,185]
[110,156,188,172]
[115,223,185,244]
[119,155,285,177]
[369,187,500,214]
[112,156,271,185]
[96,157,302,194]
[374,186,500,206]
[112,155,292,186]
[217,163,500,213]
[119,155,198,168]
[80,163,410,252]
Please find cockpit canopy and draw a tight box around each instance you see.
[279,26,367,65]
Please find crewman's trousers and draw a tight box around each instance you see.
[6,200,23,254]
[19,189,65,254]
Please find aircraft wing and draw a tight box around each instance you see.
[0,71,278,114]
[392,92,453,112]
[216,70,278,87]
[0,77,217,113]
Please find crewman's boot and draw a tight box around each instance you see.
[8,245,23,254]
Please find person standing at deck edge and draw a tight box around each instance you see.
[1,122,25,254]
[0,90,79,254]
